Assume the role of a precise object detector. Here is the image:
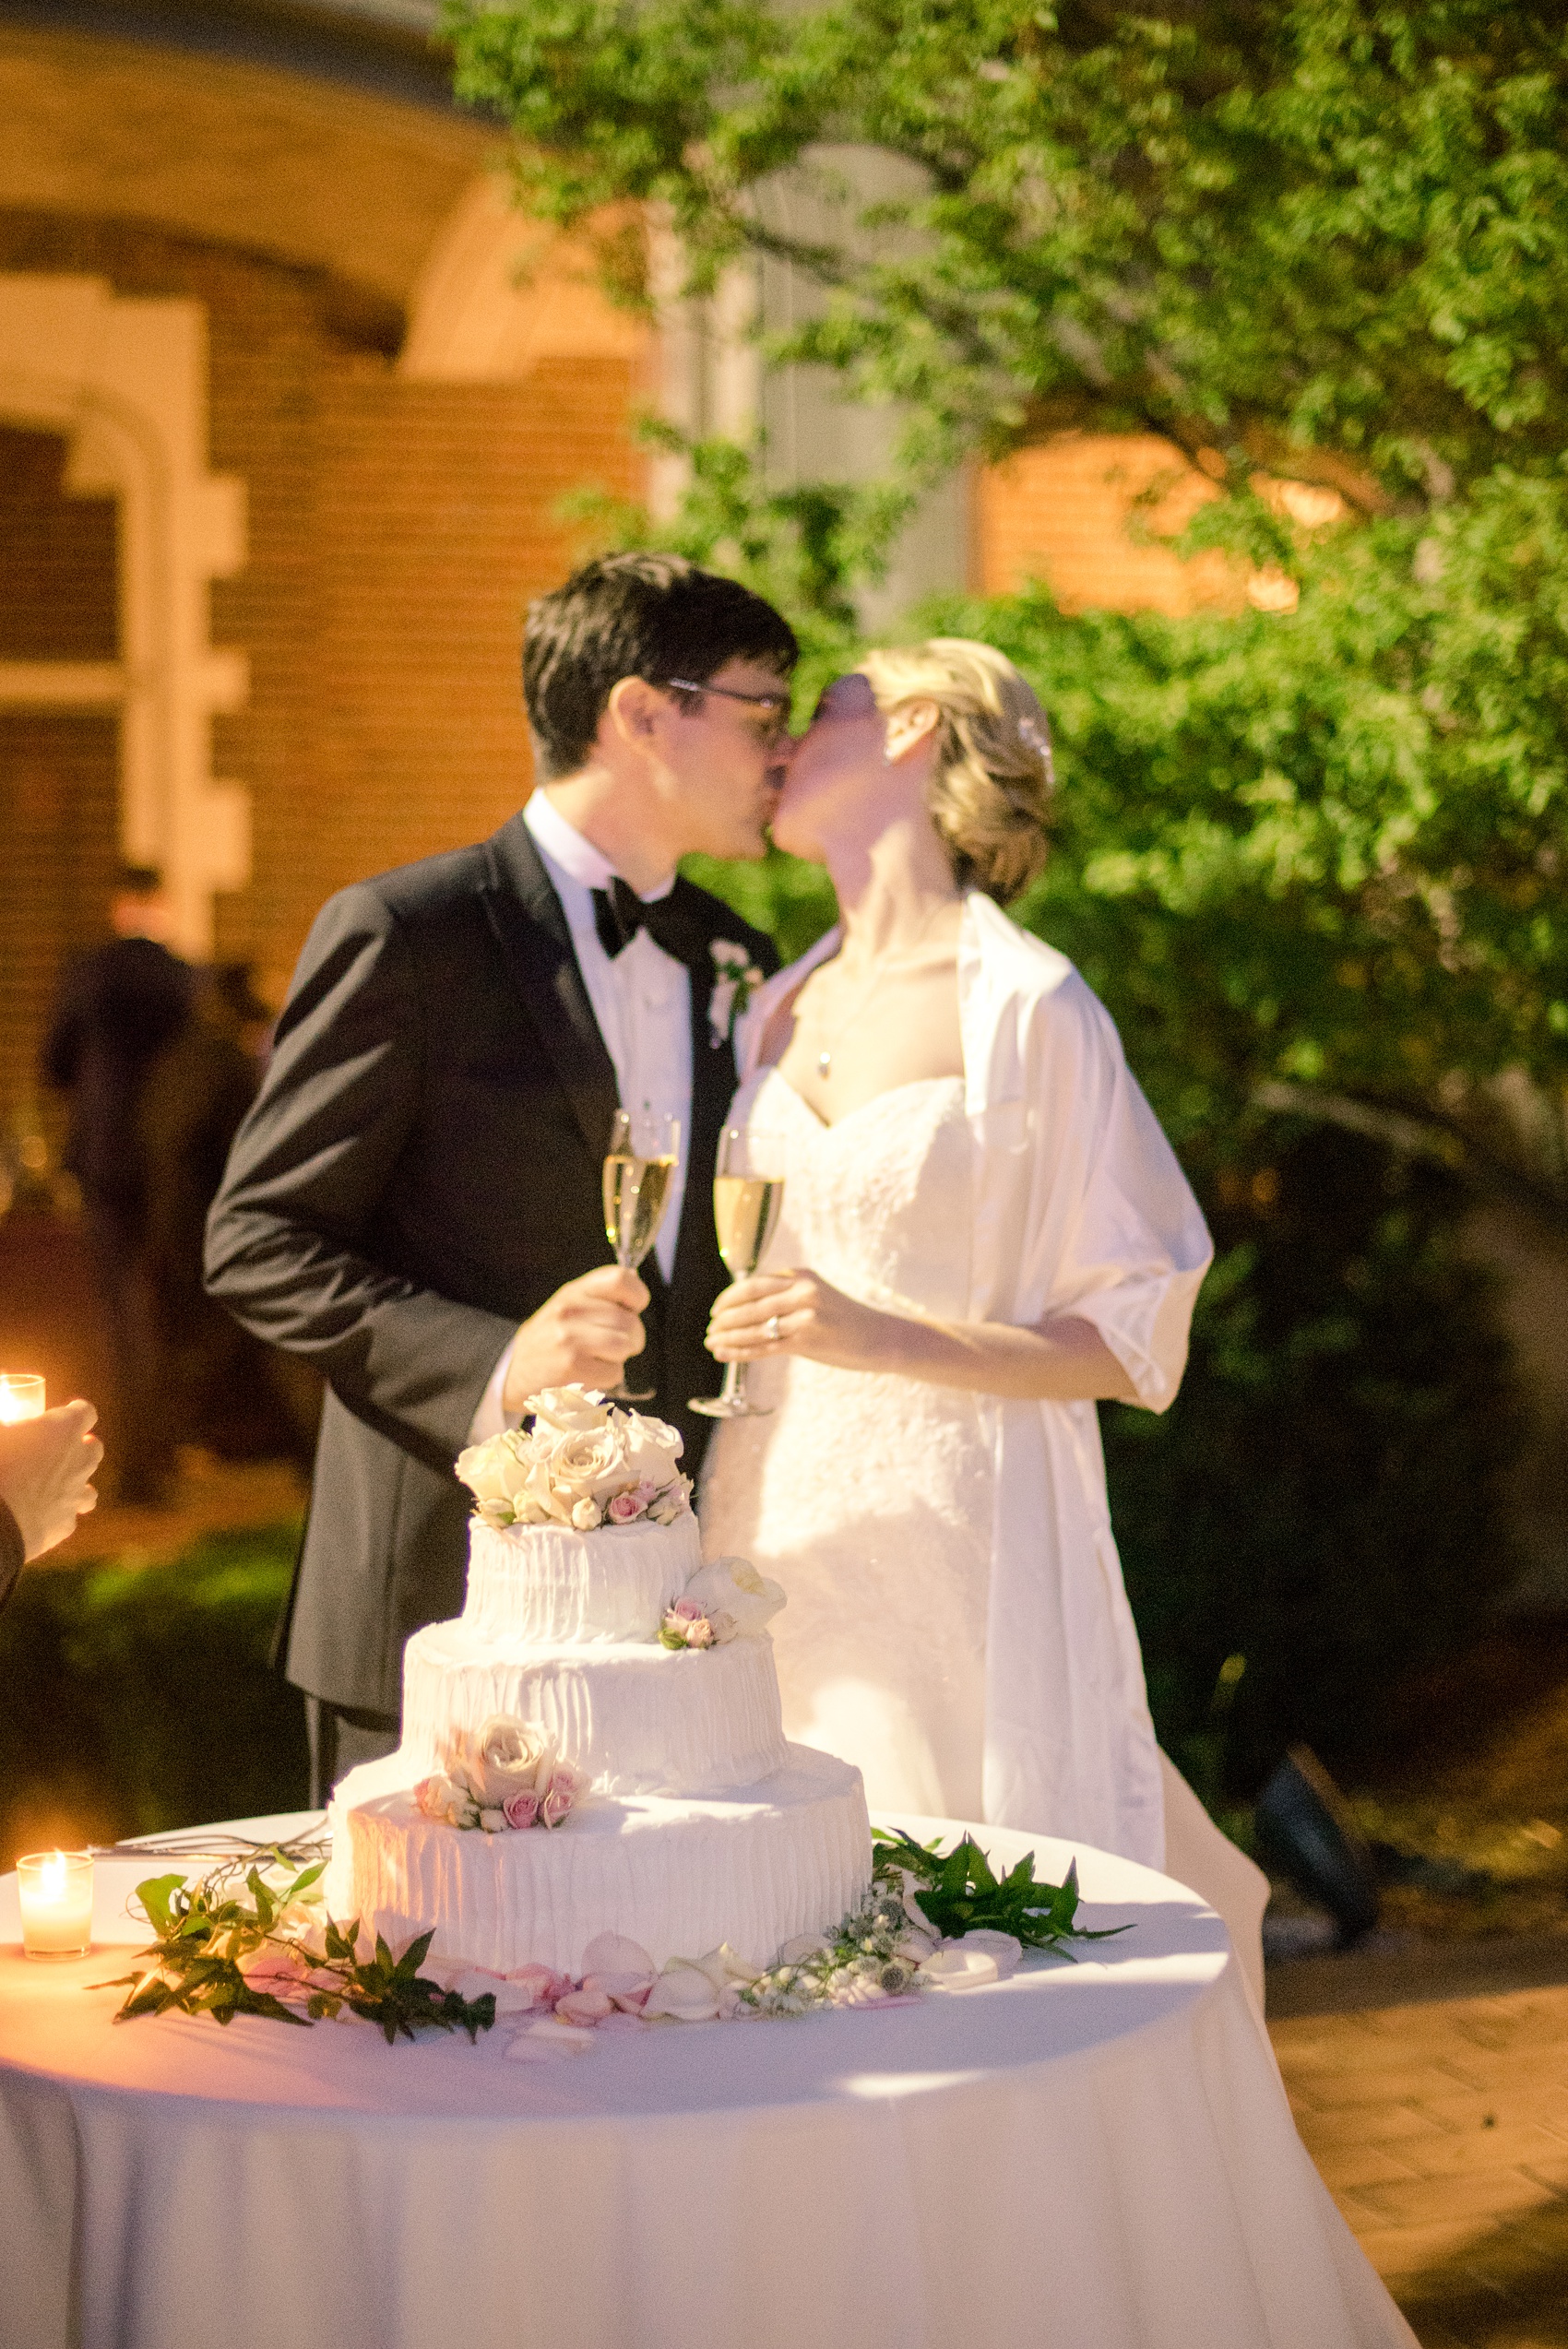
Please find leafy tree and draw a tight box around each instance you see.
[452,0,1568,1215]
[449,0,1559,1762]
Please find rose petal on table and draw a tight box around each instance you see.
[956,1930,1023,1979]
[555,1987,614,2026]
[919,1945,1001,1990]
[580,1931,657,1978]
[504,2017,598,2059]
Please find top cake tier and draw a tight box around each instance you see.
[462,1513,701,1646]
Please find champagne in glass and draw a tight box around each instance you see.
[602,1107,679,1402]
[692,1125,786,1419]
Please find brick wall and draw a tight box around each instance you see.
[0,211,644,1123]
[977,432,1242,614]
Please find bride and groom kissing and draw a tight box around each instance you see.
[206,551,1266,1999]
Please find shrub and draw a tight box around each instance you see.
[0,1524,307,1867]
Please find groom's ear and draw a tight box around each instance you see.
[605,675,667,752]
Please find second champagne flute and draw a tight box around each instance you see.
[691,1123,787,1419]
[602,1107,680,1402]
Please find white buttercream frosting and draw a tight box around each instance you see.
[327,1744,872,1975]
[462,1513,700,1644]
[403,1613,789,1796]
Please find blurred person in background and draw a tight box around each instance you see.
[139,965,319,1470]
[0,1400,102,1610]
[42,866,194,1501]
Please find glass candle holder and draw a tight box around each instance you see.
[0,1374,45,1424]
[18,1850,94,1957]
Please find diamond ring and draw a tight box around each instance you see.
[766,1315,782,1343]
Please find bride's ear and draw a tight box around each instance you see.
[883,698,941,765]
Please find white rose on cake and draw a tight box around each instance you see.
[454,1426,536,1528]
[682,1556,786,1639]
[455,1387,693,1532]
[527,1387,612,1436]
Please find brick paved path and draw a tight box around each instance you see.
[1272,1981,1568,2346]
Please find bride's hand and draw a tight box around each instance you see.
[705,1269,886,1373]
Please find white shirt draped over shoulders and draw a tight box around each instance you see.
[737,894,1212,1867]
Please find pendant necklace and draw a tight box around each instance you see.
[806,904,957,1079]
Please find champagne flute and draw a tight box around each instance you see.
[602,1107,680,1402]
[691,1124,787,1419]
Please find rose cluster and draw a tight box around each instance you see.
[659,1555,786,1652]
[455,1386,691,1533]
[414,1714,588,1834]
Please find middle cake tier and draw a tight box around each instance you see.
[402,1619,790,1797]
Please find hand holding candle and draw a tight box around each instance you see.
[18,1850,94,1957]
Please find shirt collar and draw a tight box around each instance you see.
[523,789,675,902]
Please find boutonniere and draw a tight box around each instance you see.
[708,940,766,1049]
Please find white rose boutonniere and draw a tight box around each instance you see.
[708,940,766,1050]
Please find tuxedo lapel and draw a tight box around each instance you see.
[481,812,619,1161]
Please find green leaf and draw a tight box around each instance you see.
[134,1874,186,1939]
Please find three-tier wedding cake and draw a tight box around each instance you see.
[325,1388,872,1975]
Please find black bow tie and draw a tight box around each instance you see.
[591,877,712,969]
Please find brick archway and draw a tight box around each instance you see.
[0,271,248,959]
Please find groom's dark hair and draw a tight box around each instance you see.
[524,553,798,777]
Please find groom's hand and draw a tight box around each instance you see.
[502,1267,648,1409]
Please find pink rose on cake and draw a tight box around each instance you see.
[659,1596,735,1650]
[419,1714,588,1834]
[538,1758,588,1829]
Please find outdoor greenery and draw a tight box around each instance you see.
[452,0,1568,1199]
[444,0,1568,1775]
[0,1527,307,1868]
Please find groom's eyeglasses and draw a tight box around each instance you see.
[665,678,793,751]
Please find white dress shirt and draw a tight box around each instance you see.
[468,789,695,1441]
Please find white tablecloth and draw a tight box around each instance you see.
[0,1811,1413,2349]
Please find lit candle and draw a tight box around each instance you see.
[18,1850,94,1958]
[0,1374,45,1424]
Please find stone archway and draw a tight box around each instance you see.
[0,271,248,959]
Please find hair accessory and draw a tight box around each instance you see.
[1016,714,1055,786]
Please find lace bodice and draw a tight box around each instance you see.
[699,1068,993,1819]
[747,1068,972,1318]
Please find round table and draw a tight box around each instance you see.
[0,1810,1413,2349]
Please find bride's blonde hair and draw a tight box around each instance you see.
[858,639,1056,903]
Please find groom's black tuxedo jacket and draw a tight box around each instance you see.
[205,812,776,1720]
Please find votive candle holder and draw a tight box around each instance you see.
[0,1374,45,1423]
[18,1850,94,1957]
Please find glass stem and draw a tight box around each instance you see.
[719,1358,748,1409]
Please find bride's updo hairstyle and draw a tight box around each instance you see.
[858,638,1056,903]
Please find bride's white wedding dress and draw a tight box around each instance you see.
[701,1066,997,1821]
[699,900,1269,2011]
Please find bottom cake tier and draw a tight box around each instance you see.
[325,1743,872,1977]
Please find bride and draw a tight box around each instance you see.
[697,641,1268,2001]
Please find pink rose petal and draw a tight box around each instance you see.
[554,1987,615,2026]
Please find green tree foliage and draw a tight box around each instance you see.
[452,0,1568,1199]
[449,0,1561,1762]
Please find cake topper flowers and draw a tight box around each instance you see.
[456,1388,692,1532]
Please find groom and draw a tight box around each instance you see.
[206,555,794,1798]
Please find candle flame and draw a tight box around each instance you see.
[42,1850,67,1896]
